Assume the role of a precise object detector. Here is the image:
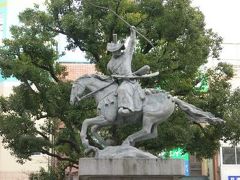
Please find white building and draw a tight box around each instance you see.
[218,43,240,180]
[220,142,240,180]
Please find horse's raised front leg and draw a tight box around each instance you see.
[80,115,109,154]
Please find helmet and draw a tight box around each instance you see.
[107,34,125,52]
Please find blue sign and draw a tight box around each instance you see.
[228,176,240,180]
[184,160,190,176]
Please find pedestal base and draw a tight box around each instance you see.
[79,158,185,180]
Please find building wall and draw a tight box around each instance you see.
[230,65,240,90]
[220,165,240,180]
[221,43,240,90]
[0,143,49,180]
[219,44,240,180]
[61,63,97,81]
[219,142,240,180]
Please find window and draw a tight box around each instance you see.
[222,147,235,164]
[237,148,240,164]
[222,146,240,164]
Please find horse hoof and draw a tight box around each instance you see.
[84,147,99,155]
[122,140,131,146]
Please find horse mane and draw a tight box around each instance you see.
[75,73,113,83]
[92,74,113,82]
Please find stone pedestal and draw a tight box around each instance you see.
[79,158,185,180]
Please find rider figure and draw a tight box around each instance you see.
[107,26,147,116]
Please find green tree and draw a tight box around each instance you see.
[29,167,65,180]
[0,0,239,170]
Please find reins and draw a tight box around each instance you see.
[76,80,116,102]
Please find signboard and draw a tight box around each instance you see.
[194,74,209,93]
[228,176,240,180]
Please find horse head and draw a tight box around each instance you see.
[70,74,116,105]
[70,75,91,105]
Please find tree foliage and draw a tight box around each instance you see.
[0,0,239,170]
[29,167,65,180]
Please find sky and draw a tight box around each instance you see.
[1,0,239,88]
[8,0,239,42]
[6,0,86,63]
[192,0,240,89]
[6,0,44,30]
[192,0,240,64]
[4,0,240,64]
[192,0,240,43]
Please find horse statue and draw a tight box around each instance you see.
[70,74,224,153]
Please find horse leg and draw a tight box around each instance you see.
[122,129,147,146]
[91,124,108,148]
[80,115,109,153]
[122,114,155,146]
[130,123,159,145]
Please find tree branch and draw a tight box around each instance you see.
[36,130,49,141]
[49,65,60,82]
[30,60,60,82]
[41,149,78,164]
[55,139,81,153]
[22,79,38,94]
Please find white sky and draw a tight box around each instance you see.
[8,0,240,43]
[192,0,240,89]
[5,0,240,63]
[6,0,45,36]
[6,0,86,62]
[192,0,240,43]
[192,0,240,64]
[3,0,239,87]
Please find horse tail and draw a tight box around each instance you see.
[172,97,224,124]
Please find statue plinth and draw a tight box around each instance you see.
[96,145,158,159]
[79,158,185,180]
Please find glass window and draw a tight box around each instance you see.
[236,147,240,164]
[222,147,236,164]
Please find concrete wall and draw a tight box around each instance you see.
[79,158,185,180]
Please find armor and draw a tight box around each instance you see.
[107,27,145,115]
